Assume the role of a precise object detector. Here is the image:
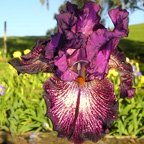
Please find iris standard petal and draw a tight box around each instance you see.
[86,6,129,79]
[54,53,78,81]
[109,49,135,98]
[44,76,117,144]
[86,29,119,80]
[109,8,129,37]
[66,1,78,14]
[64,31,87,49]
[45,33,61,59]
[54,54,68,72]
[77,1,101,36]
[56,12,77,33]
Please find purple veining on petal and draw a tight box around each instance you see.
[44,76,79,138]
[44,76,117,143]
[8,40,53,74]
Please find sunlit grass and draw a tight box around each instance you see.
[127,23,144,42]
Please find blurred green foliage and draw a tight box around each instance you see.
[0,60,144,137]
[0,63,53,134]
[107,68,144,137]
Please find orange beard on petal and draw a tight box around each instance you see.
[76,76,85,86]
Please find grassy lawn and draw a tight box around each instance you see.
[119,23,144,59]
[126,23,144,42]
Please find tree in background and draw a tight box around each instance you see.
[40,0,49,9]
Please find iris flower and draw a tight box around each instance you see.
[0,85,6,96]
[9,1,135,144]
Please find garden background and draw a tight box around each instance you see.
[0,0,144,144]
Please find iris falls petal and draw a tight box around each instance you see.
[44,77,118,143]
[109,49,135,98]
[8,40,53,74]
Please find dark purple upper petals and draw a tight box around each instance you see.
[87,39,114,80]
[66,1,78,14]
[77,1,101,36]
[56,12,77,33]
[86,29,120,62]
[86,29,121,80]
[54,53,79,81]
[45,33,61,59]
[44,76,117,144]
[109,49,135,98]
[67,49,80,66]
[86,29,106,62]
[64,31,87,49]
[109,8,129,37]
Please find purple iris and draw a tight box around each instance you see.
[9,1,135,144]
[132,65,142,77]
[0,85,6,96]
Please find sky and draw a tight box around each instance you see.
[0,0,144,37]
